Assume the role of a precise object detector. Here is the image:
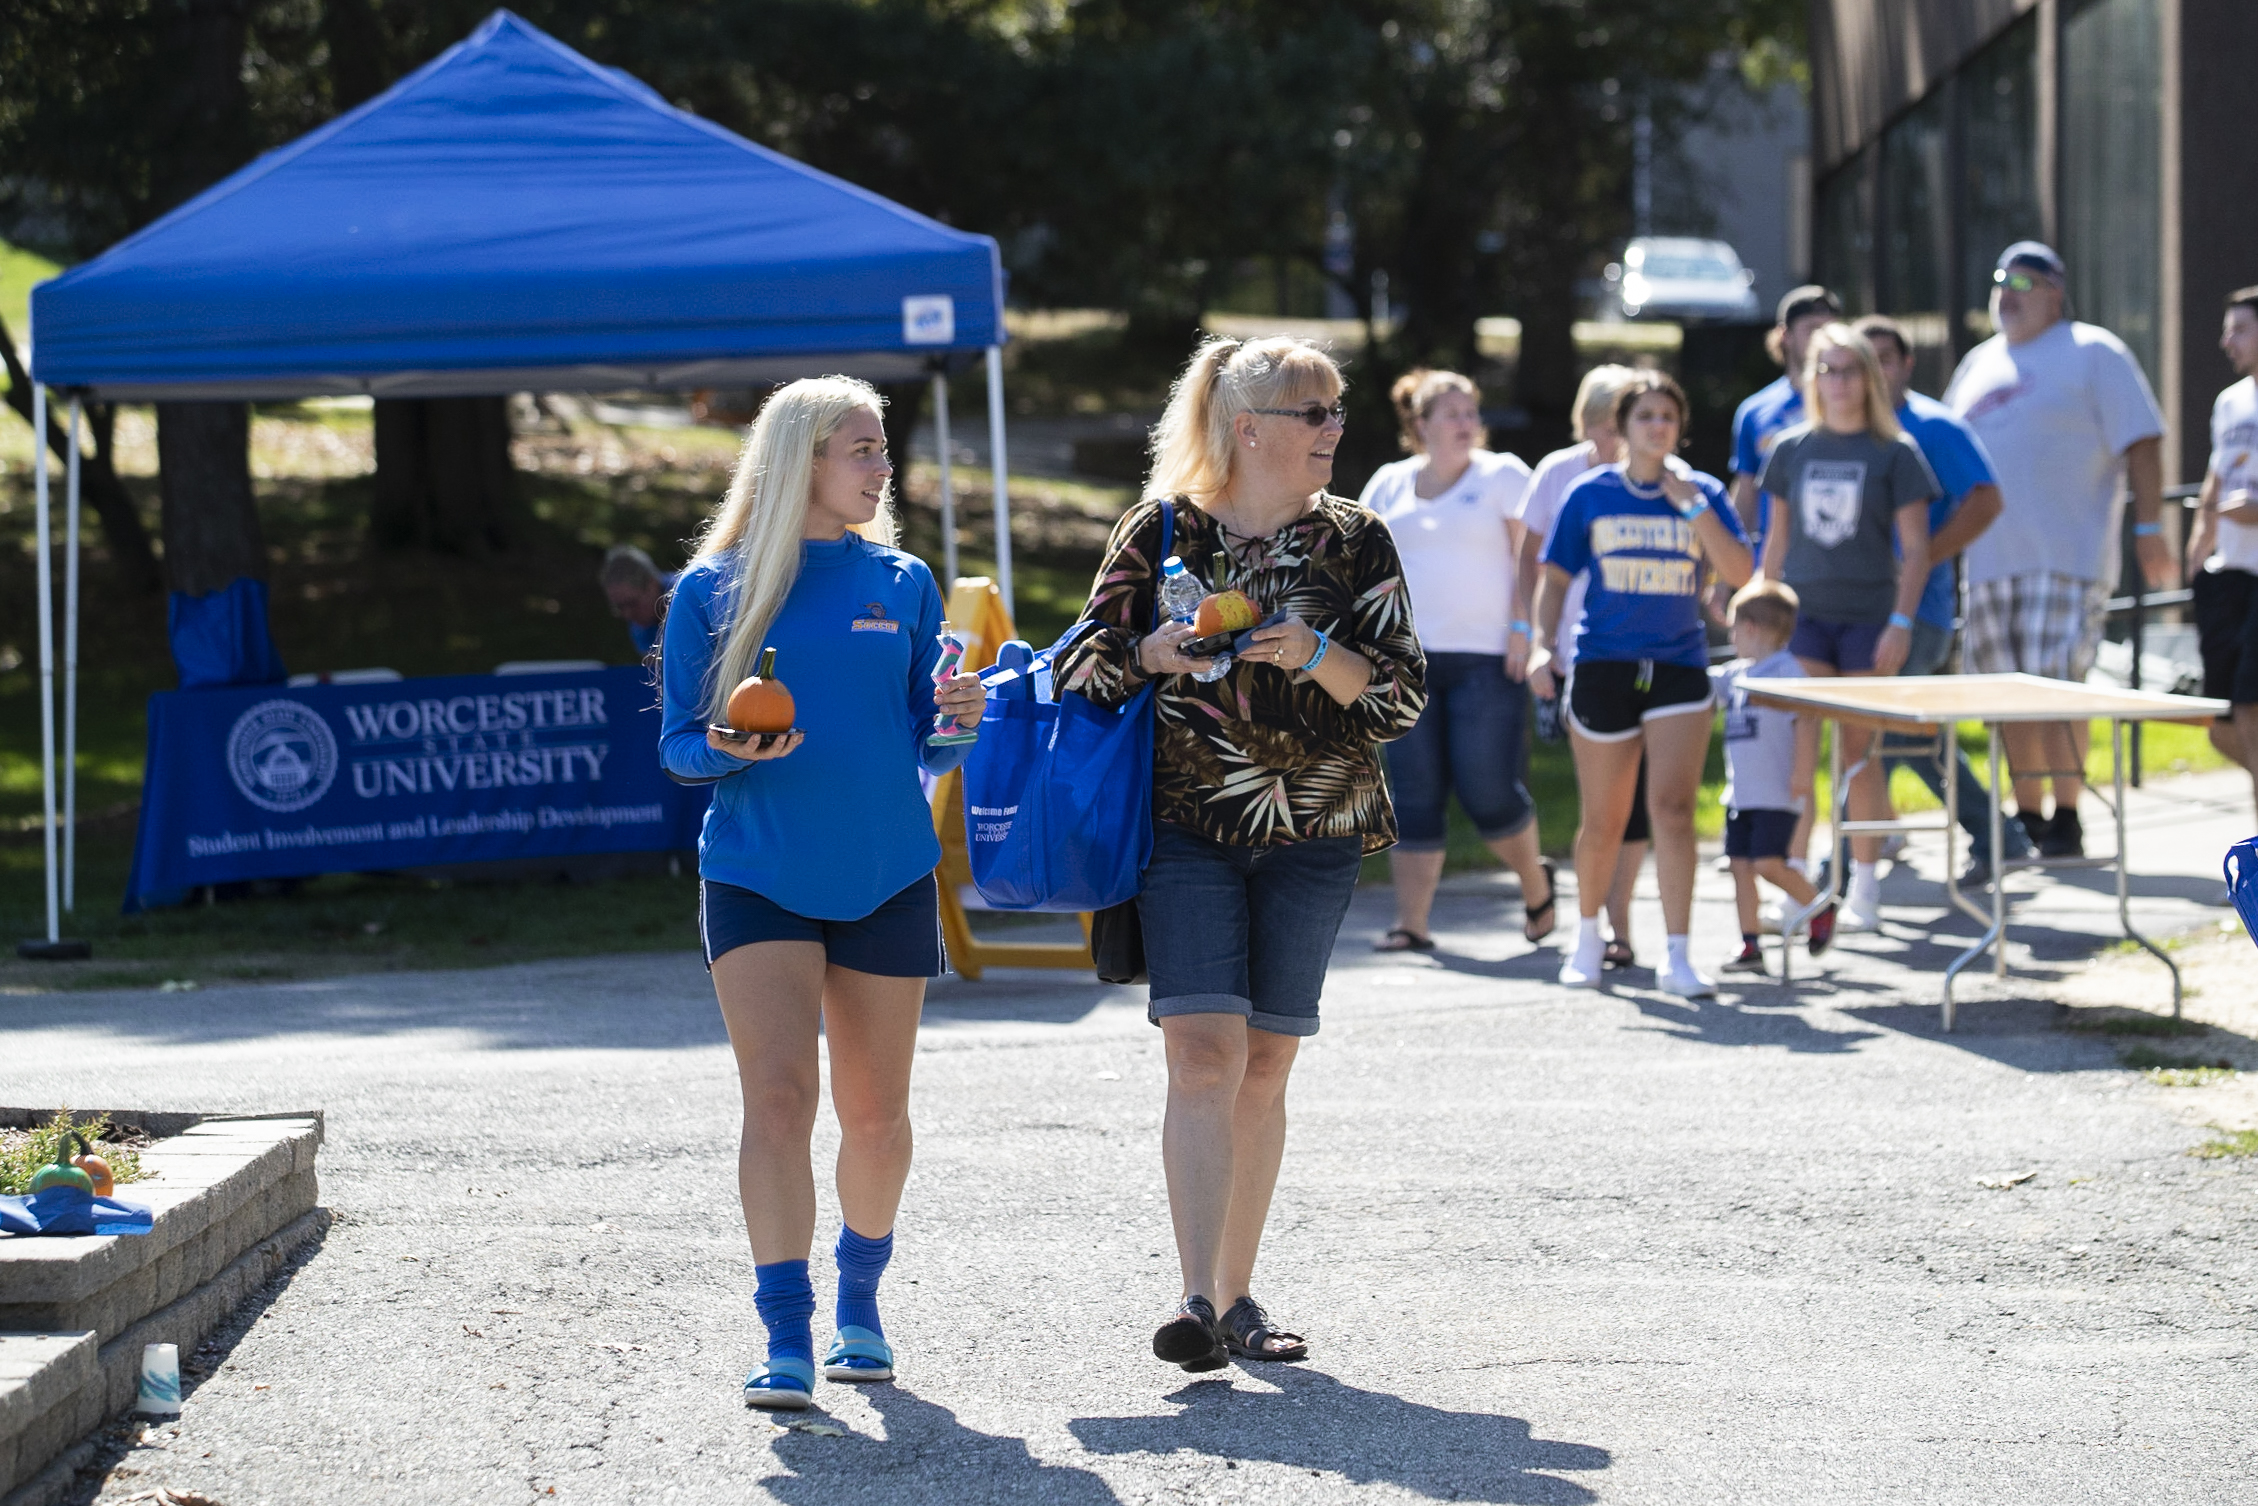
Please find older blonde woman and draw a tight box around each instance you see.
[1057,336,1426,1370]
[659,377,985,1410]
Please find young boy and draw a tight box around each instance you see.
[1712,580,1834,974]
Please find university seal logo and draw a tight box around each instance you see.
[226,699,340,812]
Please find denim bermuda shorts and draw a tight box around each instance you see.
[1382,651,1535,852]
[1135,821,1364,1037]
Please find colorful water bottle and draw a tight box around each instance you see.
[930,624,981,745]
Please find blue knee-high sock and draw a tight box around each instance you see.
[753,1259,815,1368]
[834,1226,894,1337]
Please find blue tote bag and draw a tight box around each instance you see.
[962,505,1171,912]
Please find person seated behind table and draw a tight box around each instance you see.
[1711,579,1834,976]
[602,544,676,656]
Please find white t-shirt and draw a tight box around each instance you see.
[1359,448,1531,655]
[1518,442,1600,669]
[1711,648,1806,813]
[1943,319,2165,587]
[2206,377,2258,575]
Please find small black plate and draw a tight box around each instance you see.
[708,724,797,751]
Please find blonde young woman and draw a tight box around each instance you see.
[1358,369,1554,951]
[659,377,986,1410]
[1755,324,1938,929]
[1056,336,1426,1370]
[1517,364,1649,969]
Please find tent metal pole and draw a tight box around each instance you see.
[985,345,1011,616]
[32,385,59,943]
[64,397,82,912]
[932,371,957,585]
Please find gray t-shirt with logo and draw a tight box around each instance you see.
[1758,425,1940,623]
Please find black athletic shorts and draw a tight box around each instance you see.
[1566,659,1713,742]
[2193,567,2258,712]
[1724,807,1799,860]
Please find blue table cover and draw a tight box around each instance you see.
[125,666,705,911]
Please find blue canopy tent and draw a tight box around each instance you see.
[18,9,1013,949]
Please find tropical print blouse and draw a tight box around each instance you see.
[1055,495,1427,854]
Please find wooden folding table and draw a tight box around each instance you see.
[1740,673,2227,1029]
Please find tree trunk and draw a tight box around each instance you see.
[371,396,518,553]
[0,315,164,593]
[157,402,264,597]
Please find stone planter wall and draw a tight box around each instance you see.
[0,1112,327,1505]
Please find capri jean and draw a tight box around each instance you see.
[1382,651,1535,853]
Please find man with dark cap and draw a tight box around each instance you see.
[1944,242,2172,858]
[1729,285,1844,547]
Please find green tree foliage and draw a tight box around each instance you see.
[1,0,1802,414]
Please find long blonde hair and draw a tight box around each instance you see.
[1572,363,1640,440]
[1146,335,1344,502]
[689,376,891,721]
[1802,323,1902,442]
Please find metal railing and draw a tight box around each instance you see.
[2107,483,2206,786]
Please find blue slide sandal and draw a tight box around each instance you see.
[743,1356,816,1410]
[822,1326,895,1382]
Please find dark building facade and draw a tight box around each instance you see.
[1810,0,2258,484]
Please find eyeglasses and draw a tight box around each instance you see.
[1993,269,2047,293]
[1250,402,1347,427]
[1812,362,1862,379]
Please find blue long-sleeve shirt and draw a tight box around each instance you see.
[659,535,969,920]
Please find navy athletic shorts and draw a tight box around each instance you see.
[699,873,945,977]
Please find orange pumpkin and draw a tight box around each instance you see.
[1193,590,1259,638]
[727,648,796,734]
[73,1154,115,1197]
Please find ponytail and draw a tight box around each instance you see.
[1147,334,1344,503]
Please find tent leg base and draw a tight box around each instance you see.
[16,938,92,961]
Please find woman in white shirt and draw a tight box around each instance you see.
[1359,369,1554,950]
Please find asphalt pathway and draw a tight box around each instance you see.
[8,773,2258,1505]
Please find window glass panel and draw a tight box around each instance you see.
[1959,14,2041,349]
[1815,149,1874,315]
[1880,86,1954,391]
[2062,0,2161,382]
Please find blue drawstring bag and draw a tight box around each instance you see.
[2224,836,2258,946]
[962,505,1172,912]
[0,1186,155,1238]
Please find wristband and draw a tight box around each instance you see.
[1299,631,1330,673]
[2133,522,2163,538]
[1508,619,1532,636]
[1887,612,1914,631]
[1679,497,1711,521]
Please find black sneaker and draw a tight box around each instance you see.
[2040,807,2084,859]
[2016,810,2050,851]
[1720,943,1768,975]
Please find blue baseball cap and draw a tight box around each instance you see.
[1996,241,2067,282]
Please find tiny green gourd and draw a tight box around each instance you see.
[28,1130,98,1196]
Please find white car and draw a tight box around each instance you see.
[1602,238,1761,324]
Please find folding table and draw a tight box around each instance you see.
[1739,673,2228,1029]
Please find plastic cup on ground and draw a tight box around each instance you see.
[137,1342,182,1416]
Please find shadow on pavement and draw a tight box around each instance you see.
[1069,1367,1609,1503]
[763,1384,1124,1503]
[1616,984,1881,1053]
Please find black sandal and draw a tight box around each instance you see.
[1218,1295,1308,1363]
[1522,861,1558,944]
[1602,939,1636,970]
[1153,1295,1228,1372]
[1374,927,1434,953]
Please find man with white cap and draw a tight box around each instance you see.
[1944,241,2172,858]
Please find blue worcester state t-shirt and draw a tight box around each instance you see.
[1543,465,1745,669]
[1732,375,1805,546]
[1895,393,1998,629]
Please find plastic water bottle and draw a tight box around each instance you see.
[1158,556,1232,682]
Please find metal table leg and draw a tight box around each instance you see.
[1942,720,2009,1031]
[2110,717,2182,1015]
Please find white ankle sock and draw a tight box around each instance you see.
[1850,860,1879,903]
[1666,933,1691,966]
[1572,917,1604,965]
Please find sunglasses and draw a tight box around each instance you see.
[1251,402,1347,427]
[1812,361,1863,378]
[1993,269,2050,293]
